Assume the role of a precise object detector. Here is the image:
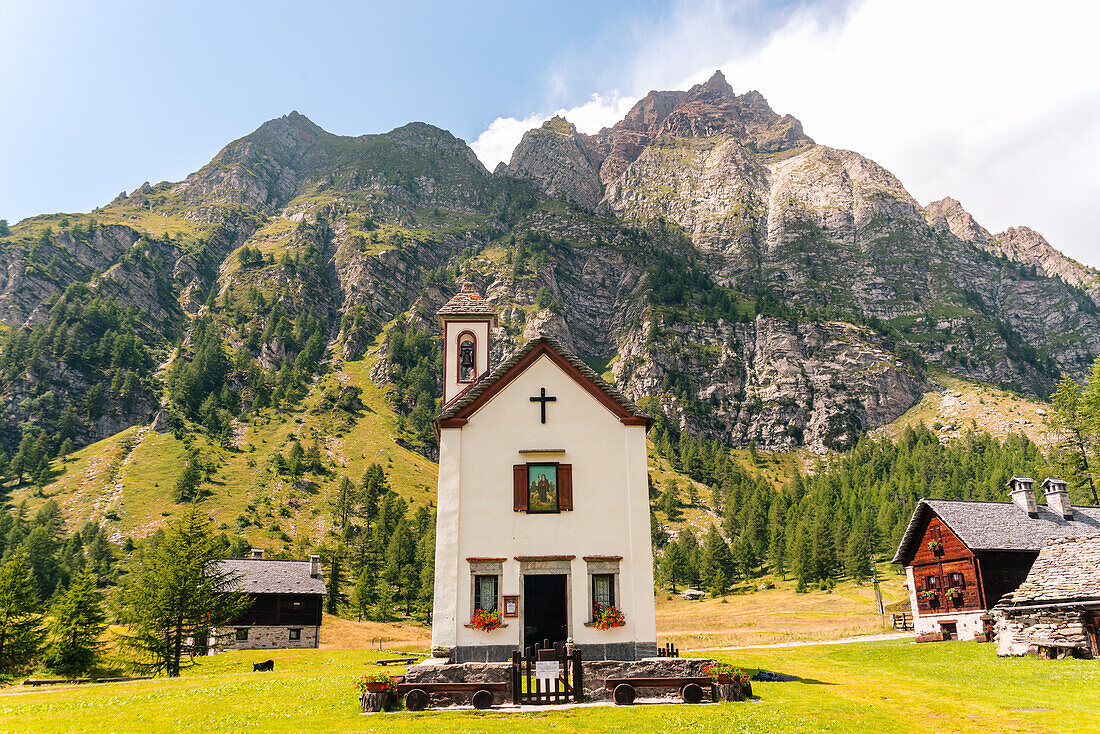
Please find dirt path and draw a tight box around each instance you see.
[689,631,911,652]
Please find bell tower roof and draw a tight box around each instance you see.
[436,281,498,327]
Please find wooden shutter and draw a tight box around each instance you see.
[558,464,573,511]
[513,464,527,512]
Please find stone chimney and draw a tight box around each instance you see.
[309,554,321,578]
[1041,477,1073,519]
[250,548,264,559]
[1007,476,1037,516]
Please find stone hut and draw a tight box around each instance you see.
[992,534,1100,658]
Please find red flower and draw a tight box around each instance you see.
[593,605,625,630]
[470,608,502,632]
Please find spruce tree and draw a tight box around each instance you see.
[0,551,44,672]
[45,571,106,674]
[119,506,248,677]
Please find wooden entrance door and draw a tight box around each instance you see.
[523,574,567,651]
[1086,613,1100,658]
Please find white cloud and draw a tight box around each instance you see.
[475,0,1100,266]
[470,93,637,170]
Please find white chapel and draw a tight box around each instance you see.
[430,284,658,662]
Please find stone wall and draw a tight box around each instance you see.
[995,608,1093,658]
[582,657,716,700]
[913,609,987,640]
[212,625,320,651]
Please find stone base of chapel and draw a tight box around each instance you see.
[450,641,658,663]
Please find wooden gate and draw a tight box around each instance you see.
[511,641,583,705]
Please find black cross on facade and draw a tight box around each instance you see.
[530,387,557,424]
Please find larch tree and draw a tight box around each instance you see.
[45,570,106,674]
[118,506,248,677]
[1048,376,1100,504]
[0,551,44,672]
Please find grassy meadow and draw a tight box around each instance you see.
[2,640,1095,734]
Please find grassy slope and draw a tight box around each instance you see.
[11,350,437,547]
[2,640,1095,733]
[874,368,1053,448]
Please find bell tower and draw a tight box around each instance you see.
[437,282,498,405]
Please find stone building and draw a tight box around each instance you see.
[892,477,1100,640]
[214,550,326,650]
[430,285,657,662]
[993,534,1100,658]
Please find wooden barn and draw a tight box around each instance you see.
[213,550,326,650]
[993,534,1100,658]
[892,477,1100,641]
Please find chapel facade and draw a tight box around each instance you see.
[430,285,657,662]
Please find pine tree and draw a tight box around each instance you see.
[45,571,105,674]
[173,452,204,503]
[660,543,687,592]
[659,478,683,521]
[701,526,735,589]
[845,531,872,583]
[325,546,348,615]
[119,506,249,677]
[374,579,395,622]
[677,531,701,586]
[351,570,374,622]
[0,551,44,672]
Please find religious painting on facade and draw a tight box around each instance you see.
[527,464,559,512]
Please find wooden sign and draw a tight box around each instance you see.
[503,595,519,617]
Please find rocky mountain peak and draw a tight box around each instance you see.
[505,115,602,210]
[924,197,992,244]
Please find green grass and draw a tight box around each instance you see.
[2,640,1095,733]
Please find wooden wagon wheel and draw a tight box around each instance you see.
[404,688,430,712]
[680,682,705,704]
[613,683,636,706]
[471,689,494,710]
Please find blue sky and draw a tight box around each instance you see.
[2,0,1098,266]
[0,0,816,221]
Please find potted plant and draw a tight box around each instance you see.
[707,662,751,701]
[357,672,397,713]
[592,605,625,630]
[470,608,502,632]
[927,539,942,553]
[945,587,962,604]
[357,672,396,695]
[919,590,938,604]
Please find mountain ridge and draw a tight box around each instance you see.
[0,72,1093,471]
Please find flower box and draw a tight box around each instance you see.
[592,605,625,630]
[916,632,945,643]
[470,608,503,632]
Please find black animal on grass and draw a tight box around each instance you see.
[253,659,275,672]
